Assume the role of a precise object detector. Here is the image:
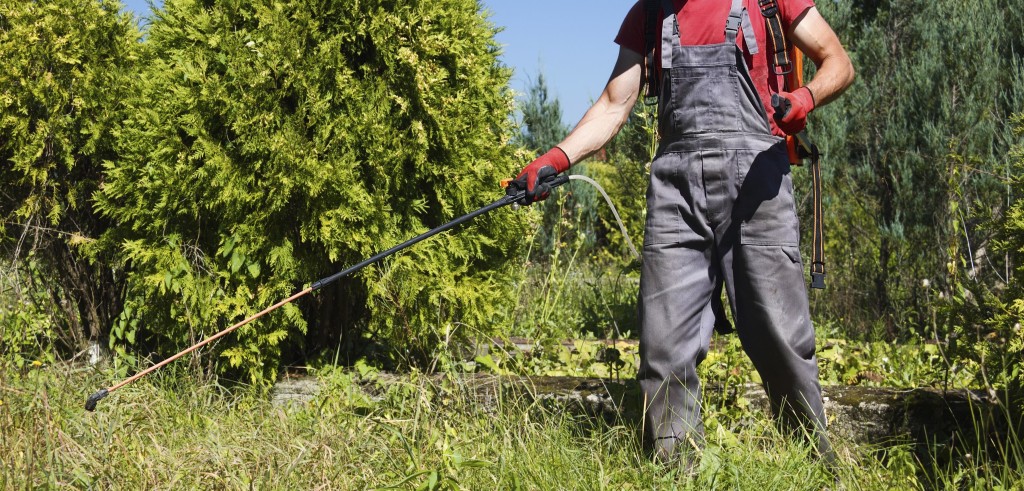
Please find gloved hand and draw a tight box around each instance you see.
[773,86,816,135]
[511,147,571,205]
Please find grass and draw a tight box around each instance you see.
[3,362,1020,490]
[1,225,1019,489]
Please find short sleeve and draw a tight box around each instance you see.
[614,1,646,55]
[782,0,815,30]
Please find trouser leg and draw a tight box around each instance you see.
[638,140,833,463]
[732,243,832,458]
[638,241,717,461]
[724,143,833,459]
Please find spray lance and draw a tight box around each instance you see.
[85,174,570,411]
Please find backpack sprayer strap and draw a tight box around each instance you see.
[759,0,792,76]
[642,0,660,105]
[764,0,827,289]
[781,125,826,289]
[807,138,826,289]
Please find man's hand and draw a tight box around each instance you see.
[512,147,571,204]
[773,87,815,135]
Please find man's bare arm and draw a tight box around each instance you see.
[556,46,644,165]
[790,7,855,107]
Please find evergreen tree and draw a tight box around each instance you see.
[516,73,568,153]
[810,0,1024,337]
[0,0,139,350]
[96,0,525,382]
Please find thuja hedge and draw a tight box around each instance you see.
[0,0,139,357]
[89,0,526,383]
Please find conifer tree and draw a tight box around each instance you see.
[517,73,568,154]
[96,0,525,381]
[988,113,1024,400]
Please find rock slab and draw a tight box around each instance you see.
[273,374,1009,449]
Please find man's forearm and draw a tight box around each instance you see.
[805,51,854,107]
[558,96,636,164]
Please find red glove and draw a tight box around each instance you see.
[773,86,816,135]
[512,147,571,204]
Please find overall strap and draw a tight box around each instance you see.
[725,0,743,44]
[725,0,759,53]
[643,0,759,103]
[659,0,678,70]
[741,4,760,54]
[641,0,678,104]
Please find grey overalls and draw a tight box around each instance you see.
[638,0,830,460]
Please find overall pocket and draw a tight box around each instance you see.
[668,64,741,134]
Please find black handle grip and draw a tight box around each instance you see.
[85,388,109,412]
[771,93,792,120]
[505,174,570,203]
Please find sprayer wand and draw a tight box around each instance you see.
[85,175,569,411]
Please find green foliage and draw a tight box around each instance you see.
[509,187,641,344]
[815,336,975,389]
[509,99,653,344]
[0,260,57,370]
[941,113,1024,398]
[0,0,137,228]
[511,195,588,339]
[810,0,1024,337]
[96,0,525,383]
[0,0,138,347]
[548,102,654,267]
[997,114,1024,394]
[474,322,970,394]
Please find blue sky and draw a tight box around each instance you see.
[118,0,632,128]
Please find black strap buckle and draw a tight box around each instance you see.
[773,63,793,76]
[811,271,826,290]
[759,0,779,17]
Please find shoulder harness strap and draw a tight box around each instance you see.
[642,0,660,105]
[759,0,792,76]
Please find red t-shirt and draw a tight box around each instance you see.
[615,0,815,136]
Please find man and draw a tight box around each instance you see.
[511,0,854,464]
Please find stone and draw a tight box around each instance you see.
[272,373,1009,452]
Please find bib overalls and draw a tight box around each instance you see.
[638,0,830,460]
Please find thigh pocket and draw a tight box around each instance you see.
[781,245,802,265]
[644,152,703,246]
[737,156,800,247]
